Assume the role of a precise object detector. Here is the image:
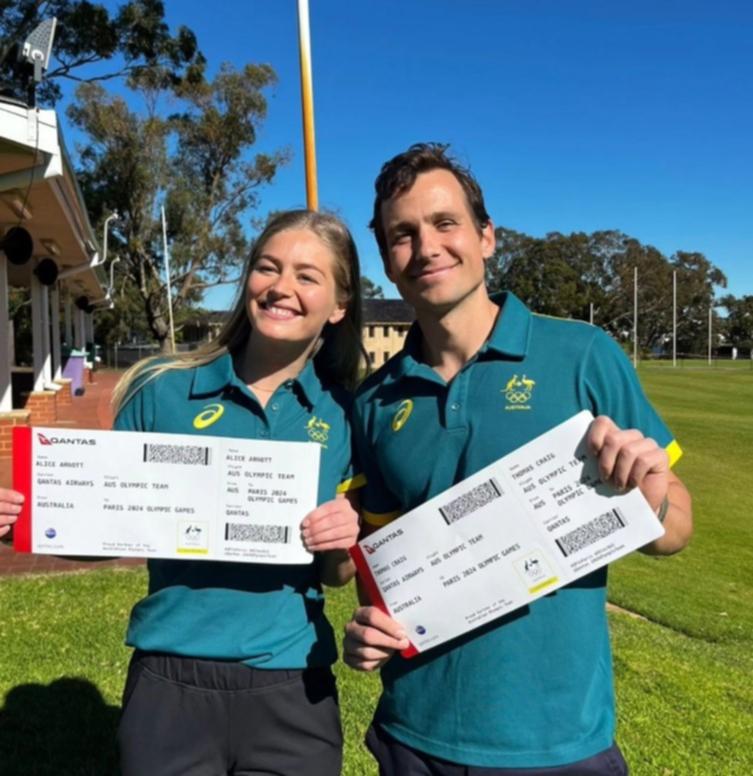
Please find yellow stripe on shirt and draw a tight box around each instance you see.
[666,440,683,468]
[336,472,367,494]
[362,509,402,527]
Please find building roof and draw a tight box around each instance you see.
[362,298,415,324]
[0,97,106,303]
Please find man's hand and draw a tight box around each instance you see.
[343,606,410,671]
[0,488,24,540]
[587,415,669,511]
[587,415,692,555]
[301,497,360,553]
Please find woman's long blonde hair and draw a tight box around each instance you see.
[112,210,364,415]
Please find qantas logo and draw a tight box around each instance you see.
[37,432,96,446]
[363,528,404,555]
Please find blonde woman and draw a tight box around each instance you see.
[2,209,365,776]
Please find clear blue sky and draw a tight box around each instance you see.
[67,1,753,307]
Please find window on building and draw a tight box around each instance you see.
[384,352,390,363]
[383,325,389,336]
[368,325,375,338]
[369,352,375,364]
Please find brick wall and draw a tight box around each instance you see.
[22,391,58,426]
[0,410,31,460]
[54,378,73,407]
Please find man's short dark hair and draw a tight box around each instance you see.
[370,143,491,258]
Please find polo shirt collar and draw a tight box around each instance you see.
[294,358,324,407]
[394,291,532,380]
[482,292,532,359]
[189,351,324,408]
[190,352,236,397]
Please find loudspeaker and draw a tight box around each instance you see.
[0,226,33,265]
[34,257,58,285]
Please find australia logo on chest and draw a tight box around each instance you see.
[502,374,535,411]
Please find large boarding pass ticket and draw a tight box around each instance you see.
[350,411,665,657]
[12,426,320,564]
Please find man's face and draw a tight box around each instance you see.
[379,169,495,315]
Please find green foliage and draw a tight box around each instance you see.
[68,64,287,349]
[361,276,385,299]
[488,228,729,356]
[720,294,753,346]
[0,0,205,105]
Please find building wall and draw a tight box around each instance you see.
[363,322,409,367]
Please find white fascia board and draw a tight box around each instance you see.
[0,102,60,156]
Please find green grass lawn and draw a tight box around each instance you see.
[0,364,751,775]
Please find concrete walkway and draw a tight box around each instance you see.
[0,370,143,576]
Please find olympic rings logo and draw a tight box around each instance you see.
[192,403,225,429]
[505,390,531,404]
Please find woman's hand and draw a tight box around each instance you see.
[301,496,360,553]
[0,488,24,540]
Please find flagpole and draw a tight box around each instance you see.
[297,0,318,210]
[161,205,176,353]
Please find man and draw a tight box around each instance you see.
[343,143,692,775]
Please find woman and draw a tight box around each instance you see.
[1,209,365,776]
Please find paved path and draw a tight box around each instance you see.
[0,370,143,576]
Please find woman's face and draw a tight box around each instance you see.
[246,228,346,348]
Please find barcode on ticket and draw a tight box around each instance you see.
[555,508,627,558]
[143,443,211,466]
[438,478,503,526]
[224,523,290,544]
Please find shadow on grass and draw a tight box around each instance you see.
[0,677,120,775]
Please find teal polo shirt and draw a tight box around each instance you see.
[353,292,682,768]
[115,352,363,669]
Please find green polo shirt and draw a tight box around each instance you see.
[353,292,681,768]
[115,352,363,669]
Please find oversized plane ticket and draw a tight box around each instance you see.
[12,426,320,564]
[350,411,665,657]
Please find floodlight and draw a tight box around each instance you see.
[20,18,57,83]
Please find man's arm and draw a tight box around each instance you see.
[588,415,693,556]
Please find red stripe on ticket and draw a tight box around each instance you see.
[12,426,32,553]
[349,543,418,659]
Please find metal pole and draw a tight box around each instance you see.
[672,270,677,367]
[0,255,10,411]
[589,302,594,325]
[161,205,176,353]
[633,266,638,368]
[297,0,319,210]
[51,285,62,380]
[708,306,712,365]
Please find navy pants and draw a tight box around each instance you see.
[366,724,629,776]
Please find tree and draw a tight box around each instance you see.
[487,226,727,355]
[361,276,384,299]
[671,251,727,355]
[0,0,204,105]
[69,64,287,350]
[720,295,753,346]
